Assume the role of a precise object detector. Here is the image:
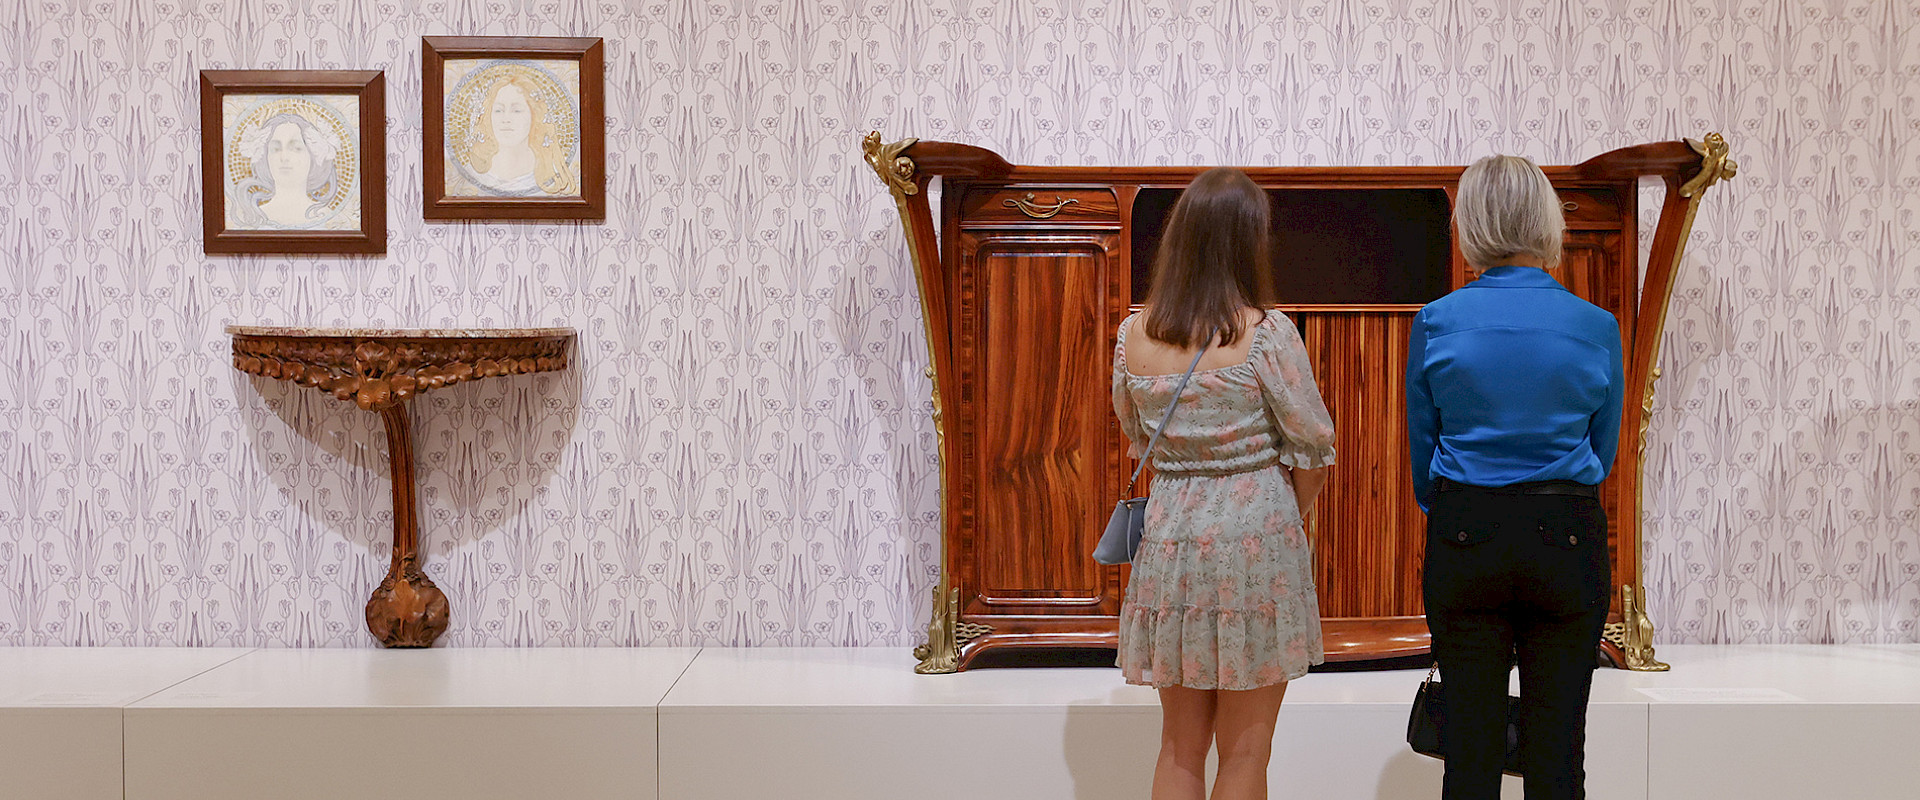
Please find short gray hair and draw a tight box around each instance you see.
[1454,154,1564,268]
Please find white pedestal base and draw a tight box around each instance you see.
[122,648,697,800]
[2,644,1914,800]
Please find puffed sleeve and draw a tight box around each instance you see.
[1113,314,1147,459]
[1255,313,1337,469]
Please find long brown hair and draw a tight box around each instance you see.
[1143,167,1275,348]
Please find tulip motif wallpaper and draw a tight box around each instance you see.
[0,0,1914,647]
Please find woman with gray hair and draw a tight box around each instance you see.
[1406,154,1624,799]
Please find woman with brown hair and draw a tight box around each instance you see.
[1113,167,1338,800]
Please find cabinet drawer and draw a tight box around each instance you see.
[960,186,1120,226]
[1556,188,1623,229]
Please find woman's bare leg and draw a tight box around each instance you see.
[1210,682,1288,800]
[1154,686,1218,800]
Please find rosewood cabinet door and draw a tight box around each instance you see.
[1553,232,1627,307]
[954,230,1126,618]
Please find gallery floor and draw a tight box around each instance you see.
[1,644,1915,799]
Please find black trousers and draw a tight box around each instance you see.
[1423,483,1611,800]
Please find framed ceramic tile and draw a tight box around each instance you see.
[199,70,387,254]
[423,36,605,220]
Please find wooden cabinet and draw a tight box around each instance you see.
[864,132,1738,673]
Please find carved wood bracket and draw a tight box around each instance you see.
[229,326,575,648]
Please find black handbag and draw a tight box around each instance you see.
[1092,335,1211,565]
[1407,663,1525,777]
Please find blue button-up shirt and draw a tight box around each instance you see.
[1405,266,1625,510]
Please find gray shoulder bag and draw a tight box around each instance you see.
[1092,335,1210,565]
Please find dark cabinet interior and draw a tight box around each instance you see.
[1131,188,1455,306]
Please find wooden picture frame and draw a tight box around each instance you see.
[200,70,387,255]
[422,36,606,220]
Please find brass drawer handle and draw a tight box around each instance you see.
[1004,192,1080,219]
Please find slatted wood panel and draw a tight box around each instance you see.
[1292,311,1427,618]
[959,233,1120,611]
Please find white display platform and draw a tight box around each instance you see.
[2,644,1916,800]
[1611,645,1920,800]
[658,647,1163,800]
[123,648,699,800]
[0,648,251,800]
[656,647,1650,800]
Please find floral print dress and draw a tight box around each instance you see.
[1112,309,1338,690]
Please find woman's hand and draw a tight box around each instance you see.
[1287,466,1330,517]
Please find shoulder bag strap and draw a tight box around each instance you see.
[1125,330,1214,495]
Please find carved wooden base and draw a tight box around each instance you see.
[365,554,451,648]
[230,325,574,649]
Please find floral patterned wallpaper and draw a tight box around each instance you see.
[0,0,1913,647]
